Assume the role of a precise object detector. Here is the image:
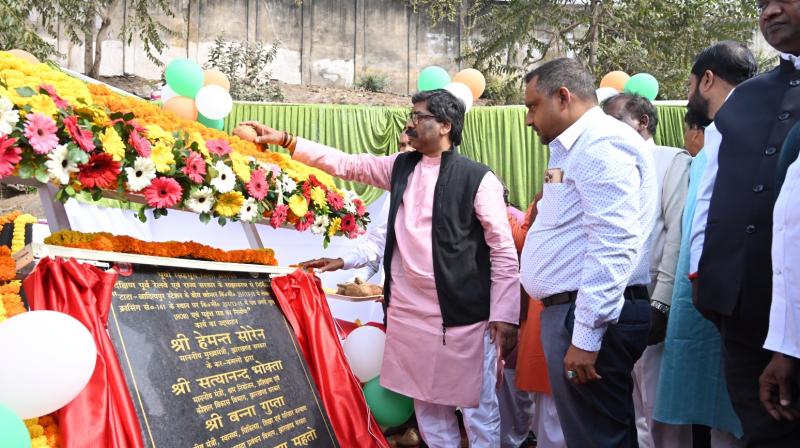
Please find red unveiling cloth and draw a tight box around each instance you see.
[271,269,389,447]
[23,257,144,448]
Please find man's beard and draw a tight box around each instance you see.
[688,90,711,122]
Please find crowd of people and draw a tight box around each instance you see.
[241,1,800,446]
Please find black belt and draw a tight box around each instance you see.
[541,285,649,308]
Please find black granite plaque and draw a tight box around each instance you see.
[107,266,338,448]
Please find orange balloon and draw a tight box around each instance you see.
[163,96,198,121]
[203,69,230,91]
[453,68,486,100]
[6,49,39,65]
[600,71,630,92]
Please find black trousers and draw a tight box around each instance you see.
[719,315,800,447]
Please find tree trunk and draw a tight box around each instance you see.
[588,0,601,72]
[83,27,94,75]
[89,16,112,78]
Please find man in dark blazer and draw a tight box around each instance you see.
[695,0,800,445]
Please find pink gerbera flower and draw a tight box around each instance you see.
[39,84,69,110]
[63,115,95,152]
[0,135,21,177]
[144,177,183,209]
[128,129,152,157]
[340,214,357,234]
[181,151,206,183]
[78,152,120,189]
[23,113,59,154]
[206,139,232,157]
[270,204,288,229]
[295,211,315,231]
[326,190,344,211]
[353,199,366,217]
[246,168,268,200]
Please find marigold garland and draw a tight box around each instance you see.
[45,230,279,266]
[11,213,36,254]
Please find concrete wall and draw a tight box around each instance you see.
[44,0,469,94]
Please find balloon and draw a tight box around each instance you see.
[363,377,414,427]
[163,96,198,121]
[443,82,474,113]
[160,85,178,104]
[624,73,659,100]
[0,311,97,419]
[165,58,204,98]
[342,326,386,382]
[600,71,629,92]
[417,66,451,92]
[596,87,620,103]
[195,85,233,120]
[453,68,486,100]
[6,49,39,65]
[198,113,225,130]
[203,69,231,91]
[0,404,30,448]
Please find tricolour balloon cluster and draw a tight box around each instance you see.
[597,70,660,103]
[417,66,487,113]
[161,58,233,131]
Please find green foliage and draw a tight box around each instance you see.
[205,36,284,102]
[355,71,390,93]
[0,0,59,60]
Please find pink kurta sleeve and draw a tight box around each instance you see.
[293,138,398,190]
[474,172,521,325]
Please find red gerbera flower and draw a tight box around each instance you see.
[78,152,121,189]
[270,204,288,229]
[308,174,323,187]
[63,115,95,152]
[0,135,21,177]
[353,199,366,217]
[181,151,206,183]
[326,190,344,211]
[301,182,312,200]
[39,84,69,110]
[128,129,152,157]
[206,139,232,157]
[295,211,315,231]
[340,214,357,234]
[246,168,268,200]
[144,177,183,209]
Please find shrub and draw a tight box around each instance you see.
[354,71,390,93]
[205,36,284,102]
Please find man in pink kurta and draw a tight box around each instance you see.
[243,90,520,447]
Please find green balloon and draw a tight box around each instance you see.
[165,58,204,98]
[624,73,659,101]
[198,113,225,130]
[0,404,31,448]
[363,377,414,427]
[417,66,451,92]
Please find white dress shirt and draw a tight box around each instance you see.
[764,157,800,358]
[781,52,800,70]
[341,195,388,282]
[520,107,657,351]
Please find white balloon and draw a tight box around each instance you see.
[342,326,386,382]
[443,82,474,113]
[195,85,233,120]
[0,311,97,418]
[596,87,620,104]
[160,84,178,104]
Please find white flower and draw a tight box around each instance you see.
[45,144,78,185]
[185,187,215,214]
[0,97,20,136]
[343,190,358,214]
[280,173,296,194]
[239,198,258,222]
[211,160,236,193]
[124,157,157,192]
[310,215,330,235]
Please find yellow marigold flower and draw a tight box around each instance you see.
[288,194,308,218]
[215,191,244,217]
[31,436,48,448]
[26,94,58,118]
[151,142,175,174]
[310,186,327,208]
[28,424,45,438]
[100,127,126,161]
[230,152,251,183]
[328,217,341,236]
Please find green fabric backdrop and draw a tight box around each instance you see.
[227,103,688,208]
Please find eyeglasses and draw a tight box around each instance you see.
[408,112,438,125]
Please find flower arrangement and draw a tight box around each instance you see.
[45,230,279,266]
[12,213,36,254]
[0,51,369,247]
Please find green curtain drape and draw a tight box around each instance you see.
[227,103,687,208]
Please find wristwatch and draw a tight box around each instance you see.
[650,300,670,315]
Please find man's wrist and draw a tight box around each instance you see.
[650,300,670,315]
